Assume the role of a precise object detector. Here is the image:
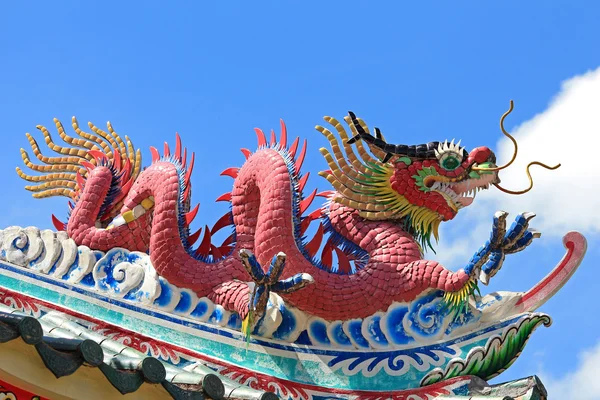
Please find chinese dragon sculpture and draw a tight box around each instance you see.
[5,101,585,398]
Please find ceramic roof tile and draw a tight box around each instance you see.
[0,305,278,400]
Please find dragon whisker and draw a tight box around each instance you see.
[472,100,561,195]
[493,161,561,195]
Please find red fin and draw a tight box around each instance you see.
[216,192,232,202]
[113,149,122,170]
[211,212,232,234]
[182,148,188,169]
[305,223,324,257]
[122,158,131,179]
[52,214,65,231]
[294,139,307,174]
[335,247,352,274]
[297,172,310,192]
[221,234,235,247]
[240,148,252,160]
[164,142,170,157]
[175,133,182,161]
[187,227,202,246]
[101,178,133,221]
[317,190,335,198]
[81,160,95,173]
[308,208,322,220]
[76,171,85,191]
[119,177,133,198]
[270,129,277,146]
[88,150,108,162]
[196,225,212,257]
[300,209,321,235]
[289,137,300,158]
[280,119,287,148]
[321,240,334,269]
[184,153,195,184]
[220,167,239,179]
[185,203,200,225]
[150,146,160,163]
[299,189,317,214]
[300,218,311,236]
[183,184,191,202]
[218,245,234,255]
[254,128,267,147]
[210,244,222,259]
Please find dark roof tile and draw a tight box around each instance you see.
[0,306,275,400]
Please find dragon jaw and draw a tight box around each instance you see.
[431,173,498,211]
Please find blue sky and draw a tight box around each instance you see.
[1,1,600,395]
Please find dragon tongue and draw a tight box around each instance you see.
[458,196,474,207]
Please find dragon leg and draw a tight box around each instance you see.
[442,211,541,314]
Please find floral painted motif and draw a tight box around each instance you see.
[0,380,45,400]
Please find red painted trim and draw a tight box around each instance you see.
[516,232,586,312]
[0,378,47,400]
[517,242,573,304]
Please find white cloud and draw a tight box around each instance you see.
[435,67,600,268]
[491,67,600,235]
[541,341,600,399]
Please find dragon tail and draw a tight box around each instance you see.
[16,117,141,229]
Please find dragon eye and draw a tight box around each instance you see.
[440,154,460,170]
[435,140,465,171]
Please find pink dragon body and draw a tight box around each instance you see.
[17,111,535,323]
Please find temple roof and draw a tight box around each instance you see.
[443,375,548,400]
[0,304,277,400]
[0,297,548,400]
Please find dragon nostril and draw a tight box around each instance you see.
[472,147,492,164]
[424,177,435,188]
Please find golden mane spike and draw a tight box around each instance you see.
[54,118,100,152]
[17,117,141,201]
[107,122,128,158]
[25,132,85,165]
[72,117,113,158]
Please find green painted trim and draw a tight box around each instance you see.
[396,157,412,166]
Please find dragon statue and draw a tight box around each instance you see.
[6,101,584,398]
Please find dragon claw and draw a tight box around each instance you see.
[490,210,509,246]
[503,212,537,249]
[463,211,542,292]
[239,250,314,337]
[479,270,489,286]
[272,273,314,294]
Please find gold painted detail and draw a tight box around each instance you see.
[105,197,155,229]
[16,117,142,201]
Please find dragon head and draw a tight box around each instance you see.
[384,137,498,222]
[318,112,499,248]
